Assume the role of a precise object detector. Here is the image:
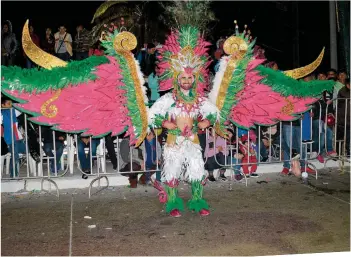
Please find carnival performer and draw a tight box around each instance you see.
[148,26,219,217]
[1,13,334,218]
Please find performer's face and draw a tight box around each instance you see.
[178,72,194,91]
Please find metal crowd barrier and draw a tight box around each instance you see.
[1,98,350,197]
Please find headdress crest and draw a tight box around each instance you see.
[156,25,211,95]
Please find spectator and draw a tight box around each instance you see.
[239,134,259,177]
[1,20,17,66]
[336,78,350,155]
[105,134,117,171]
[137,43,157,100]
[338,70,348,86]
[54,25,73,61]
[41,28,55,54]
[311,75,336,163]
[259,124,280,162]
[204,131,228,182]
[281,118,314,175]
[1,123,9,156]
[74,25,91,60]
[1,98,24,177]
[24,25,40,69]
[327,69,342,105]
[41,127,65,174]
[266,61,279,71]
[118,137,144,188]
[141,130,162,184]
[89,41,104,56]
[317,71,327,81]
[77,136,100,179]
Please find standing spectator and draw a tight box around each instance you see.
[137,43,157,100]
[54,25,73,61]
[336,78,350,155]
[41,28,55,54]
[281,118,314,175]
[24,25,40,69]
[311,73,336,162]
[1,20,17,66]
[41,127,65,174]
[105,134,118,171]
[77,136,100,179]
[204,131,228,182]
[317,71,327,81]
[140,130,161,184]
[1,98,23,177]
[327,69,342,105]
[74,25,91,60]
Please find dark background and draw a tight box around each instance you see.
[1,1,331,71]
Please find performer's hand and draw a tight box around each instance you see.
[162,121,177,130]
[217,146,223,152]
[198,120,210,129]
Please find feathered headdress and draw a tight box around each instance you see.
[156,25,211,96]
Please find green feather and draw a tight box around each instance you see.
[256,65,335,97]
[179,25,199,48]
[1,56,109,93]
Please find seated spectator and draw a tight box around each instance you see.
[41,127,66,174]
[77,136,100,179]
[205,131,228,182]
[259,124,280,162]
[336,78,350,156]
[118,137,144,188]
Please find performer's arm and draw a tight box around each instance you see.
[148,93,175,128]
[198,99,219,129]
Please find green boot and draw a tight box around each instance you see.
[164,182,184,217]
[187,180,210,216]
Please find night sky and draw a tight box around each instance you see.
[2,1,331,71]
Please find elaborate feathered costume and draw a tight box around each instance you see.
[2,13,334,217]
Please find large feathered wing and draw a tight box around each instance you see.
[210,48,334,137]
[1,54,149,146]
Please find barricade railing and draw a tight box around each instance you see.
[1,98,350,197]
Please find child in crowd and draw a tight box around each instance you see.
[239,134,259,178]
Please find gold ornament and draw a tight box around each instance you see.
[113,31,137,51]
[22,20,67,70]
[283,48,325,79]
[281,98,294,116]
[223,36,248,57]
[40,89,62,118]
[117,50,148,147]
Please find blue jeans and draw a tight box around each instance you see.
[43,142,64,173]
[282,124,306,169]
[312,120,333,154]
[78,139,100,171]
[231,158,241,174]
[301,112,311,141]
